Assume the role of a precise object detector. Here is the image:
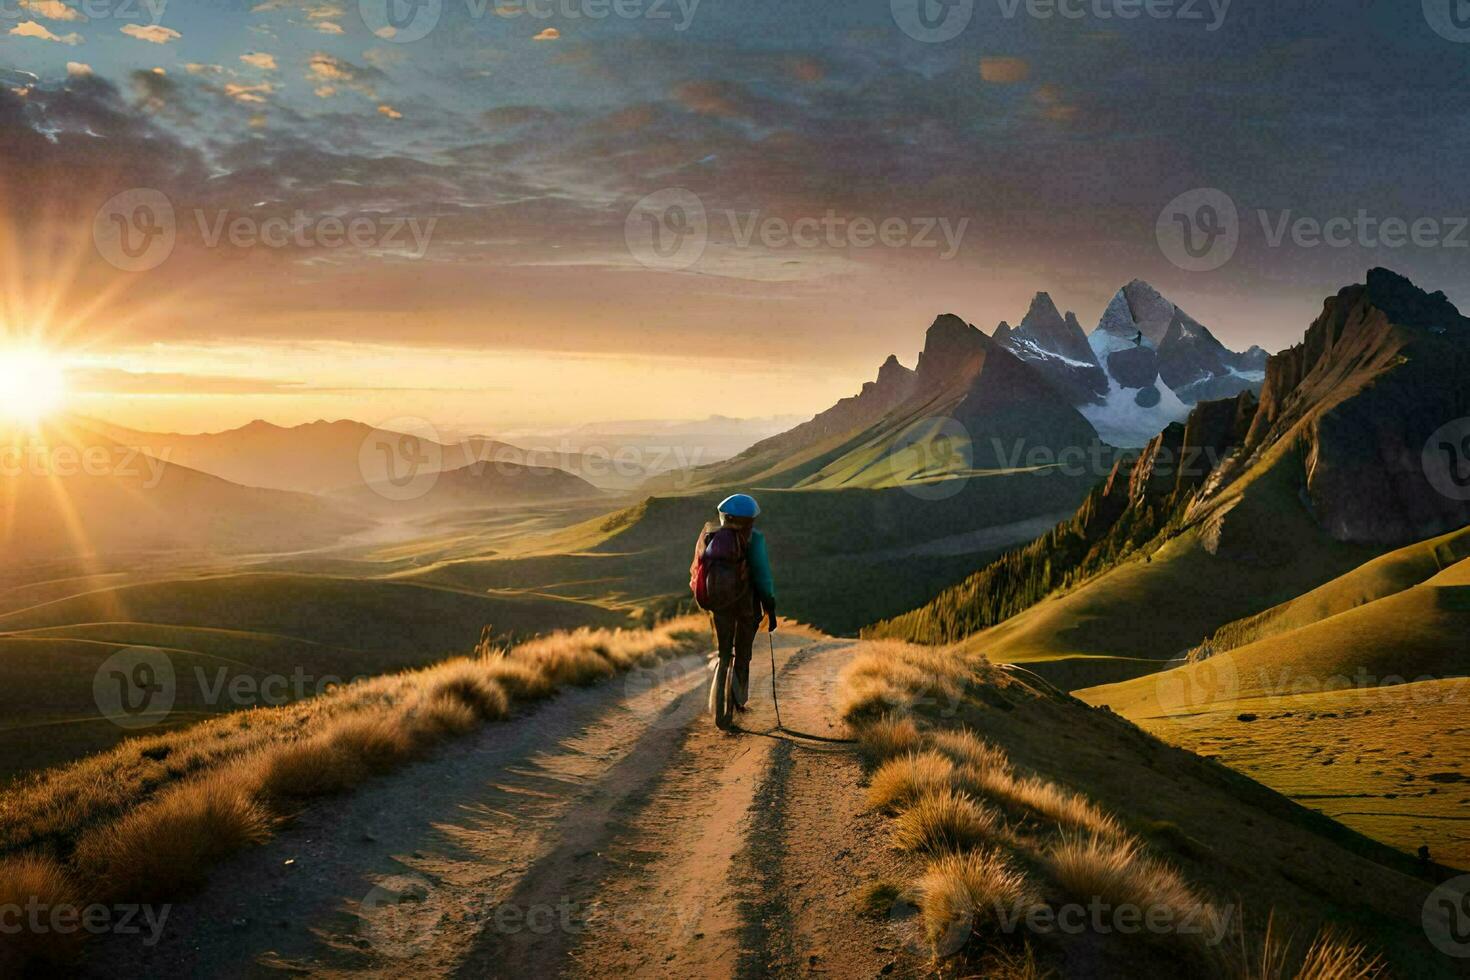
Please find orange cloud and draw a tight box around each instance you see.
[9,20,83,44]
[532,27,560,41]
[121,23,182,43]
[980,57,1030,84]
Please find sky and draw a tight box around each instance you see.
[2,0,1470,433]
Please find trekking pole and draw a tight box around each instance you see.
[769,629,783,731]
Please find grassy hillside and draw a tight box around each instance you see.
[396,470,1100,636]
[841,641,1459,976]
[0,572,627,779]
[1079,554,1470,868]
[1,428,368,560]
[1185,524,1470,660]
[0,617,708,974]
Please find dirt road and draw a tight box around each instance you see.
[91,634,923,979]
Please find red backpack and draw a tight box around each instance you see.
[691,526,750,612]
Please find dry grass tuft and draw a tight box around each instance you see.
[1046,834,1214,943]
[0,854,84,972]
[252,738,367,800]
[918,849,1040,954]
[853,879,906,919]
[893,788,1001,855]
[839,641,982,725]
[74,775,274,902]
[480,657,556,702]
[953,766,1123,839]
[324,714,421,773]
[412,694,482,738]
[425,662,510,720]
[1228,915,1386,980]
[868,751,957,813]
[856,714,923,766]
[930,728,1011,774]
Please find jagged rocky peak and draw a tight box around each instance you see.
[915,314,992,383]
[1361,266,1470,333]
[872,353,915,392]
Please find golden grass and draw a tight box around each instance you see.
[0,614,708,946]
[0,853,83,973]
[73,774,275,902]
[1045,833,1214,942]
[251,738,368,800]
[853,879,905,919]
[838,640,985,725]
[918,849,1039,953]
[424,661,511,720]
[892,788,1001,855]
[1227,915,1386,980]
[929,728,1011,774]
[867,751,957,813]
[857,714,923,766]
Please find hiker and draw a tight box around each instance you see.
[690,493,777,712]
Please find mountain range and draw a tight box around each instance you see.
[996,281,1269,447]
[871,268,1470,683]
[85,419,610,496]
[677,312,1108,492]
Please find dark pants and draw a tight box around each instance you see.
[713,608,758,708]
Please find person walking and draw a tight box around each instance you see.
[689,493,776,723]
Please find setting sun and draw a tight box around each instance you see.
[0,347,68,423]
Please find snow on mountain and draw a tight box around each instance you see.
[995,281,1268,449]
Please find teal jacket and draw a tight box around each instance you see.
[747,529,776,607]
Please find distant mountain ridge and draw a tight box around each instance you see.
[996,280,1269,447]
[870,269,1470,666]
[676,312,1106,492]
[86,418,616,497]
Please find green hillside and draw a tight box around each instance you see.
[1079,554,1470,868]
[0,571,626,780]
[397,470,1099,635]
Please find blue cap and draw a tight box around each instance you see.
[717,493,761,518]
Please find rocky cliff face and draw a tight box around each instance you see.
[1226,268,1470,545]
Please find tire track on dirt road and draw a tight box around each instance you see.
[86,633,919,979]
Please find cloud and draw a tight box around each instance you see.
[224,82,274,104]
[121,24,182,43]
[241,52,278,71]
[306,52,383,97]
[315,20,344,33]
[532,28,560,41]
[9,20,83,44]
[674,79,767,120]
[66,61,92,76]
[185,63,225,75]
[980,57,1030,84]
[377,103,402,119]
[19,0,84,21]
